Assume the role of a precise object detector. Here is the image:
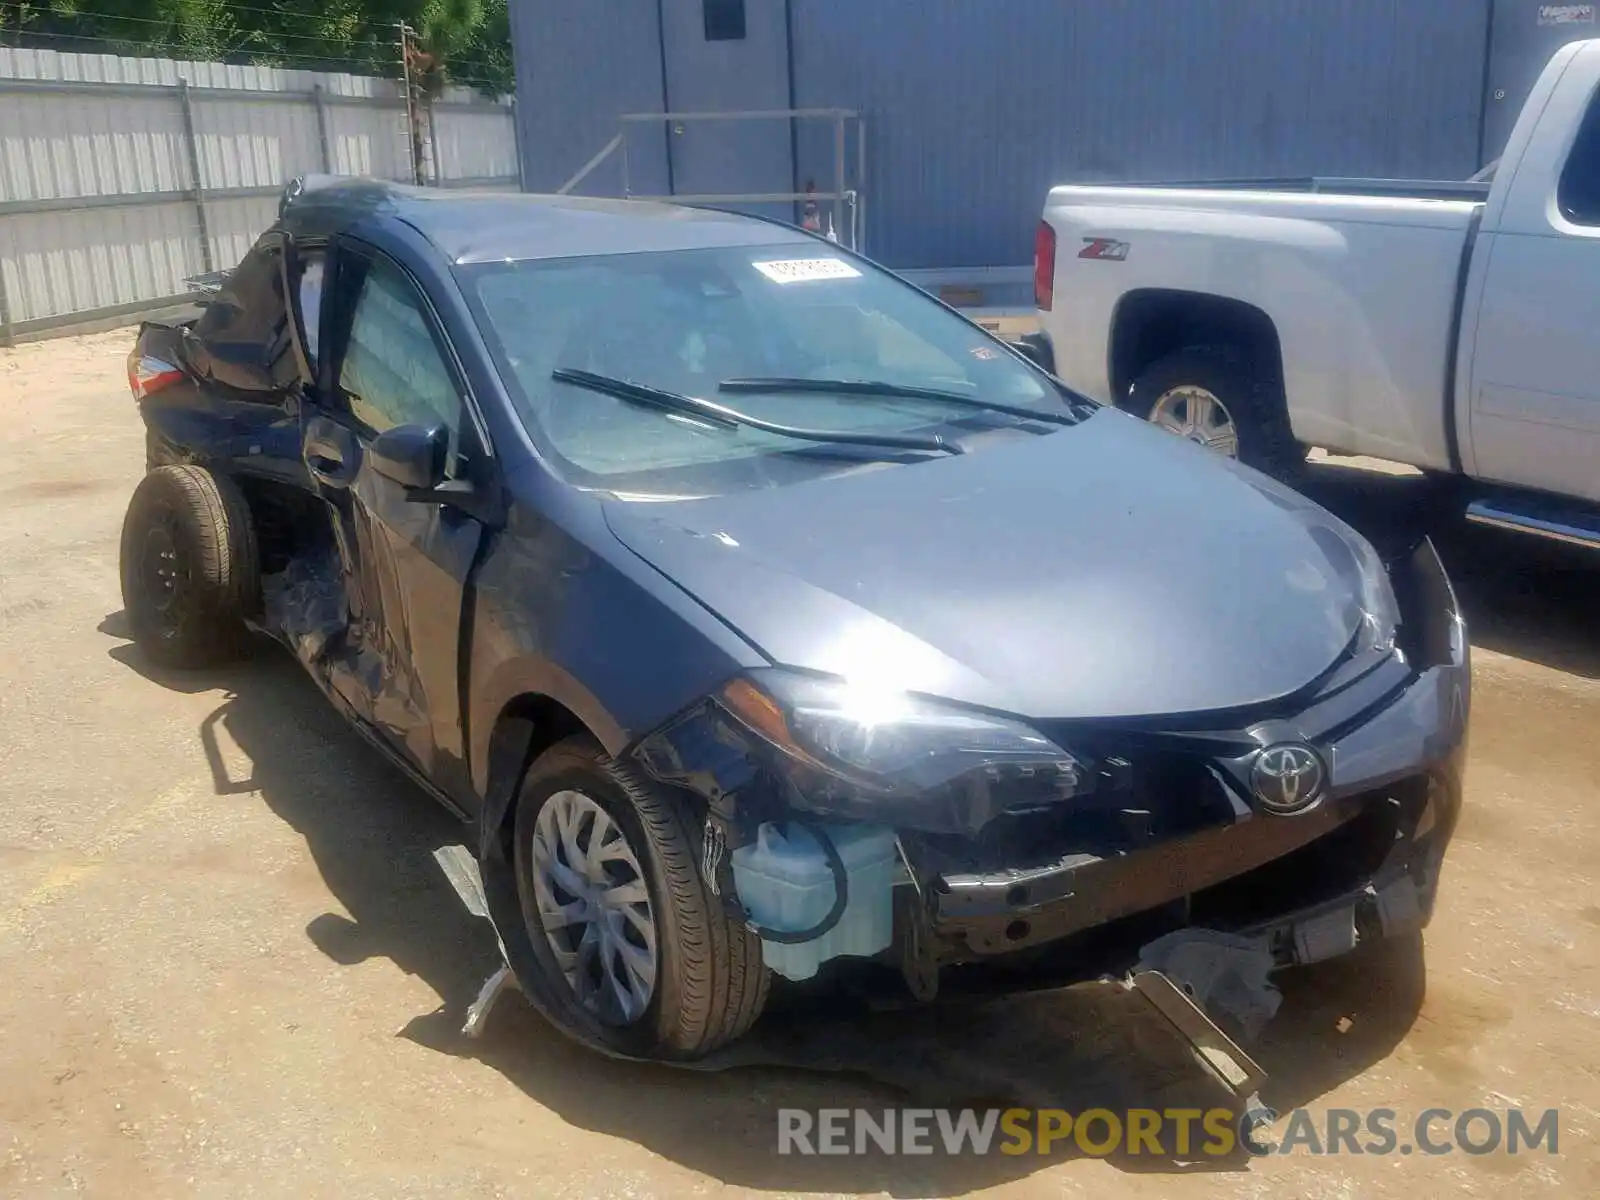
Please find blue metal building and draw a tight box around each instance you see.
[510,1,1584,279]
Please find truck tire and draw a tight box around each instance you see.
[512,736,769,1060]
[1126,346,1304,479]
[119,465,259,669]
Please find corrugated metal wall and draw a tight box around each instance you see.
[1482,0,1600,158]
[510,0,671,197]
[655,0,794,217]
[0,47,518,339]
[513,0,1492,270]
[790,0,1492,268]
[433,106,523,184]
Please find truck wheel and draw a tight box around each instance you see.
[1126,346,1304,478]
[512,737,769,1060]
[119,465,259,669]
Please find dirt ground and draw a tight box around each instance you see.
[1,329,1596,1199]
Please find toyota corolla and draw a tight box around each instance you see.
[119,177,1469,1061]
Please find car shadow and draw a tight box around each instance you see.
[1296,459,1600,680]
[103,624,1435,1193]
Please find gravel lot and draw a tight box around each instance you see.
[1,328,1597,1198]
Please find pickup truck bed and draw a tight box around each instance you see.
[1034,36,1600,541]
[1120,177,1492,202]
[1041,182,1485,471]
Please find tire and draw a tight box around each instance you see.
[1125,345,1304,479]
[119,465,260,669]
[512,736,769,1059]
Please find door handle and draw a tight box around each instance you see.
[304,417,359,488]
[308,450,348,487]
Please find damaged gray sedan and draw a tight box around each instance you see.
[120,177,1469,1066]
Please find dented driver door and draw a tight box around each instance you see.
[301,239,489,807]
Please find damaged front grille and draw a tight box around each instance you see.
[904,746,1236,877]
[922,773,1435,964]
[1190,775,1431,929]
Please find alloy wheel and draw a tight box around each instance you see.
[529,789,659,1024]
[1148,385,1240,458]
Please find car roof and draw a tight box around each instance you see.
[278,176,815,265]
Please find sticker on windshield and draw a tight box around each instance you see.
[752,257,861,284]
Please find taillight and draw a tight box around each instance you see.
[1033,220,1056,312]
[128,352,184,401]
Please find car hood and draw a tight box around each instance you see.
[603,409,1380,720]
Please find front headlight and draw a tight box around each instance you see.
[719,669,1086,799]
[1347,530,1400,655]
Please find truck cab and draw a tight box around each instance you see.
[1458,36,1600,507]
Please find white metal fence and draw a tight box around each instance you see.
[0,47,519,343]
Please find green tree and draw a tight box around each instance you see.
[0,0,512,94]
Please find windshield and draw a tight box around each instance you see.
[461,243,1075,495]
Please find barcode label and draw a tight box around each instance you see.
[752,258,862,284]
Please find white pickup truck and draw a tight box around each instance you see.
[1032,37,1600,550]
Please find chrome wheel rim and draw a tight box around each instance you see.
[530,789,658,1024]
[1148,385,1240,457]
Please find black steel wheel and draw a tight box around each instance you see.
[119,465,259,668]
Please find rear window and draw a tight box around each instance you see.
[461,243,1067,495]
[193,238,298,396]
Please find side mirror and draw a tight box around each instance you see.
[1006,331,1056,375]
[369,423,447,491]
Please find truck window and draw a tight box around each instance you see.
[1558,89,1600,226]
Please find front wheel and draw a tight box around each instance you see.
[1125,346,1304,479]
[512,737,769,1059]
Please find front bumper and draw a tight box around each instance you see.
[918,537,1467,971]
[928,770,1455,967]
[633,538,1469,984]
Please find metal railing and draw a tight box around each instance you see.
[558,107,866,251]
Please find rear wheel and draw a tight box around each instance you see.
[512,737,769,1059]
[1126,346,1304,479]
[119,465,259,668]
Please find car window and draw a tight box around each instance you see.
[338,258,464,466]
[296,251,325,366]
[1558,87,1600,226]
[462,243,1067,493]
[193,237,298,396]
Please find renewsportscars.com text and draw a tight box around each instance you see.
[776,1106,1560,1158]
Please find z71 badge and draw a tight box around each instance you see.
[1079,237,1131,261]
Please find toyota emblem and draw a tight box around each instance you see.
[1250,743,1326,814]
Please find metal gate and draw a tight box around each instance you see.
[558,109,866,251]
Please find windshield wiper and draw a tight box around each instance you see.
[551,368,963,457]
[719,376,1079,425]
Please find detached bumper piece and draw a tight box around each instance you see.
[1128,968,1268,1100]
